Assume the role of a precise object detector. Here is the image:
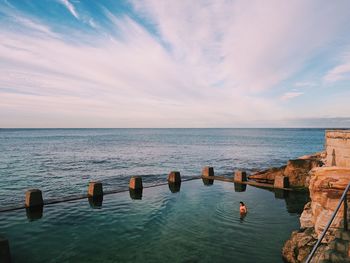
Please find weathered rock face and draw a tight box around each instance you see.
[249,166,285,184]
[284,158,324,187]
[325,130,350,167]
[282,166,350,262]
[307,167,350,238]
[282,228,318,263]
[249,152,324,188]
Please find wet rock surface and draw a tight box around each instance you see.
[249,152,324,188]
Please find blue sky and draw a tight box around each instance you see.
[0,0,350,128]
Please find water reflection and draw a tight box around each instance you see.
[26,205,43,221]
[274,189,289,199]
[272,188,310,215]
[202,178,214,186]
[88,196,103,208]
[284,190,310,214]
[168,182,181,193]
[234,183,247,192]
[129,188,143,200]
[239,212,247,223]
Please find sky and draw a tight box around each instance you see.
[0,0,350,128]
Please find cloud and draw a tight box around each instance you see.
[324,60,350,82]
[1,1,350,127]
[280,92,304,100]
[58,0,79,19]
[294,81,316,87]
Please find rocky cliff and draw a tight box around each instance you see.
[282,167,350,262]
[249,152,324,188]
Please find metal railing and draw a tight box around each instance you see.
[305,182,350,263]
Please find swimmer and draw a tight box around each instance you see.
[239,201,247,214]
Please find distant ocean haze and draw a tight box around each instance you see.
[0,128,324,206]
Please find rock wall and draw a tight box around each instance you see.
[249,152,324,188]
[282,167,350,262]
[325,130,350,167]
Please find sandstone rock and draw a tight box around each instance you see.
[300,202,313,228]
[325,130,350,167]
[249,153,324,188]
[249,166,285,184]
[284,159,323,187]
[308,167,350,239]
[282,228,317,263]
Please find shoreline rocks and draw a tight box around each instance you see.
[282,166,350,262]
[249,152,324,188]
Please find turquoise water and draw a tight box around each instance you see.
[0,180,308,263]
[0,128,324,207]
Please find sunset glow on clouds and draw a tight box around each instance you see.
[1,0,350,127]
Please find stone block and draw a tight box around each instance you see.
[88,182,103,197]
[0,236,11,263]
[25,189,43,208]
[274,175,289,189]
[202,166,214,177]
[234,170,247,182]
[129,176,143,190]
[168,171,181,183]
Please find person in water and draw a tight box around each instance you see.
[239,201,247,214]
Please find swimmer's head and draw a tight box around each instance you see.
[240,201,244,206]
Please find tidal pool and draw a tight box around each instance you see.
[0,179,308,263]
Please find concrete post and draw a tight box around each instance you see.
[88,182,103,197]
[25,189,43,208]
[202,166,214,177]
[0,236,11,263]
[274,175,289,189]
[234,170,247,182]
[129,176,143,190]
[168,171,181,183]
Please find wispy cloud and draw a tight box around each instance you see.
[0,0,350,127]
[324,57,350,83]
[58,0,79,19]
[280,91,304,101]
[294,81,316,87]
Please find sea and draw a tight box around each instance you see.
[0,128,325,262]
[0,128,325,207]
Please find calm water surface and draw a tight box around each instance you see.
[0,128,324,206]
[0,180,309,263]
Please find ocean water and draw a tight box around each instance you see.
[0,128,324,207]
[0,180,309,263]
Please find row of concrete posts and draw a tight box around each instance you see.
[1,166,290,262]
